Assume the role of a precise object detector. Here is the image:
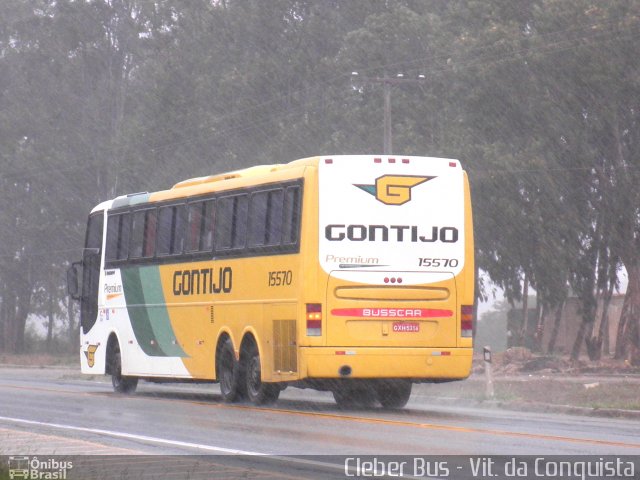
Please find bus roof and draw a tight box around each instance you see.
[170,157,329,189]
[97,155,462,212]
[172,155,462,190]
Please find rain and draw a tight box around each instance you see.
[0,2,639,469]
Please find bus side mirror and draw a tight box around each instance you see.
[67,261,82,301]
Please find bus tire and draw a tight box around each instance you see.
[110,342,138,394]
[376,380,412,409]
[332,382,376,408]
[217,338,242,402]
[244,343,279,405]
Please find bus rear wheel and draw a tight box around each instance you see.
[375,380,412,409]
[217,339,243,402]
[110,343,138,394]
[332,382,376,408]
[244,343,279,405]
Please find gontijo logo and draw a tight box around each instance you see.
[84,344,98,368]
[355,175,435,206]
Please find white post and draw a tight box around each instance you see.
[483,346,494,399]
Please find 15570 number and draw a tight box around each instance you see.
[418,258,459,268]
[268,270,293,287]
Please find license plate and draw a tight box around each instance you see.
[392,322,420,333]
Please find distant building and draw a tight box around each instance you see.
[507,295,624,355]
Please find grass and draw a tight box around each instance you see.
[0,353,76,367]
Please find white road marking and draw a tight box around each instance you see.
[0,415,265,455]
[0,415,372,478]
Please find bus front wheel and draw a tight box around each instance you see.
[244,343,279,405]
[217,339,243,402]
[110,343,138,394]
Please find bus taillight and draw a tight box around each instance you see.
[306,303,322,336]
[461,305,474,337]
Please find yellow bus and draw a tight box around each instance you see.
[68,155,474,408]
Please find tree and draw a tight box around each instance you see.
[0,0,174,353]
[1,0,639,361]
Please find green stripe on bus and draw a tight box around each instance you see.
[121,267,165,356]
[121,266,187,357]
[138,266,187,358]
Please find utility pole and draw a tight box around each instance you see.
[351,72,426,155]
[383,79,392,154]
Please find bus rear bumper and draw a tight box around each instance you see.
[299,346,473,380]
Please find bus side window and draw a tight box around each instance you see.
[105,215,120,262]
[215,194,248,252]
[282,186,300,245]
[186,202,204,252]
[248,191,268,247]
[143,209,157,258]
[266,189,284,246]
[130,210,146,259]
[117,213,131,260]
[173,204,187,254]
[158,204,187,256]
[157,206,173,256]
[249,189,284,248]
[201,199,215,251]
[232,195,248,250]
[106,213,131,262]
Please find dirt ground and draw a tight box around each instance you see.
[425,374,640,412]
[486,346,640,377]
[434,347,640,412]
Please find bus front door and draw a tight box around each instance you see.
[80,212,104,334]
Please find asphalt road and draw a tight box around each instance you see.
[0,367,638,479]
